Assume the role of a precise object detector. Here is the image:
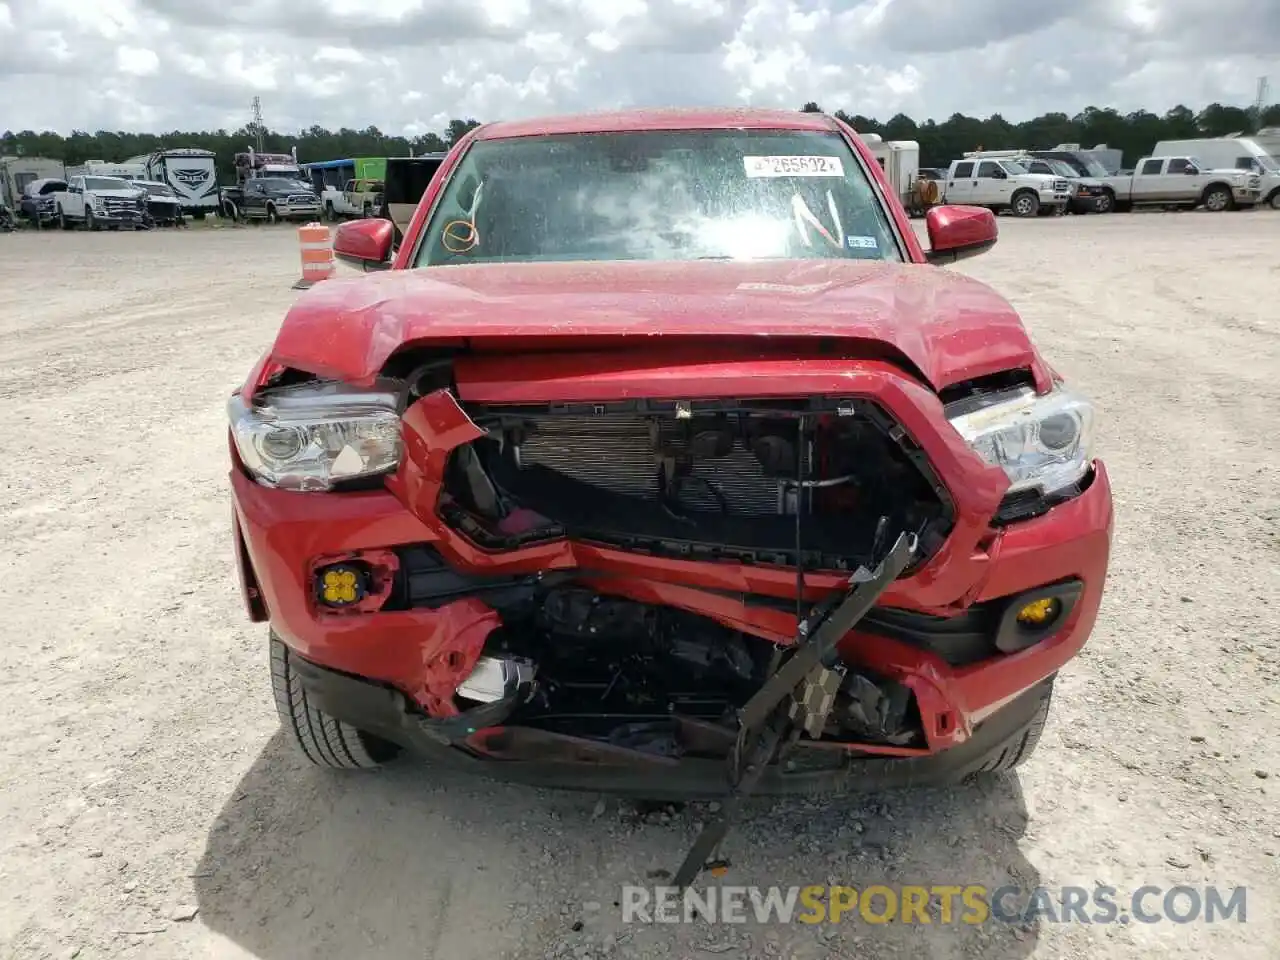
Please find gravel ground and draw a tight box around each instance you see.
[1,213,1277,960]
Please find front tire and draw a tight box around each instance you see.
[266,203,280,225]
[1202,185,1232,212]
[86,209,99,231]
[270,632,401,769]
[1267,189,1280,211]
[1095,190,1114,214]
[966,676,1055,777]
[1011,191,1040,218]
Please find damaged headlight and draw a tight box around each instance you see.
[228,380,402,491]
[947,386,1095,496]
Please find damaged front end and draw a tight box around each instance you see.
[365,372,961,751]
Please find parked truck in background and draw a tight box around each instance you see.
[124,149,220,218]
[1151,138,1280,210]
[18,177,67,227]
[325,178,384,219]
[53,175,147,230]
[946,152,1072,217]
[1018,157,1106,213]
[1103,156,1262,212]
[1029,147,1120,211]
[220,147,313,221]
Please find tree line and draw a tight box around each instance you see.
[3,101,1277,177]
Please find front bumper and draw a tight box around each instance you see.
[291,652,1059,798]
[92,207,144,225]
[147,201,183,221]
[1233,186,1262,203]
[232,417,1113,789]
[1069,194,1102,213]
[1037,190,1071,206]
[278,202,321,218]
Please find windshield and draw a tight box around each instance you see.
[85,177,133,191]
[415,130,902,267]
[1045,160,1078,177]
[143,184,176,197]
[1253,154,1279,172]
[1081,158,1109,177]
[998,160,1030,175]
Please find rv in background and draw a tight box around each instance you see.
[65,160,148,181]
[126,149,220,217]
[0,155,66,211]
[1254,127,1280,161]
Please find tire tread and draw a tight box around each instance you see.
[270,632,388,769]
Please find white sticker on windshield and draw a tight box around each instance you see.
[847,235,878,249]
[744,155,844,178]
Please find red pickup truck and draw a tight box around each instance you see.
[227,107,1111,874]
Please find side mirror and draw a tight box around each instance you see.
[925,205,998,265]
[334,218,394,271]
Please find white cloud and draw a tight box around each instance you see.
[1,0,1276,135]
[115,45,159,76]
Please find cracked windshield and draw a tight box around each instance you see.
[416,130,903,266]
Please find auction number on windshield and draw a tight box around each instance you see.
[743,155,845,178]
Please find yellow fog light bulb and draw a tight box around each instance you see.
[1016,597,1060,627]
[320,565,364,605]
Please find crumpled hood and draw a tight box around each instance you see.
[269,259,1038,391]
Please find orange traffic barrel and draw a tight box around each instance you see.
[293,222,334,289]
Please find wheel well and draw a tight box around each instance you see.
[1201,181,1231,198]
[1266,186,1280,202]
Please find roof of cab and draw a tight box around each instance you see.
[474,107,841,140]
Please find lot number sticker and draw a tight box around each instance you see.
[744,155,845,178]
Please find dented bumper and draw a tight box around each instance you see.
[231,439,1112,779]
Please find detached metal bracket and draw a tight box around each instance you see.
[670,530,919,889]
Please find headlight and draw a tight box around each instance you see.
[947,386,1095,497]
[228,380,402,491]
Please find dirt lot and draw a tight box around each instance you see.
[1,213,1277,960]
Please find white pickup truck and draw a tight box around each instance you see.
[943,157,1072,217]
[1104,156,1262,212]
[322,178,384,220]
[54,175,147,230]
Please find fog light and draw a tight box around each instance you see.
[1016,597,1060,627]
[317,563,366,607]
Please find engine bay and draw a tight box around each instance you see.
[441,399,954,571]
[468,585,923,753]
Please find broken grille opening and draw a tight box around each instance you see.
[441,398,953,571]
[463,585,924,754]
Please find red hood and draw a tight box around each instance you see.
[269,259,1038,391]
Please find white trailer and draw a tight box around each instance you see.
[1151,137,1280,208]
[0,155,66,210]
[862,136,931,215]
[65,160,148,181]
[126,148,220,217]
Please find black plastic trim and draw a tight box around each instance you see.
[290,646,1057,800]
